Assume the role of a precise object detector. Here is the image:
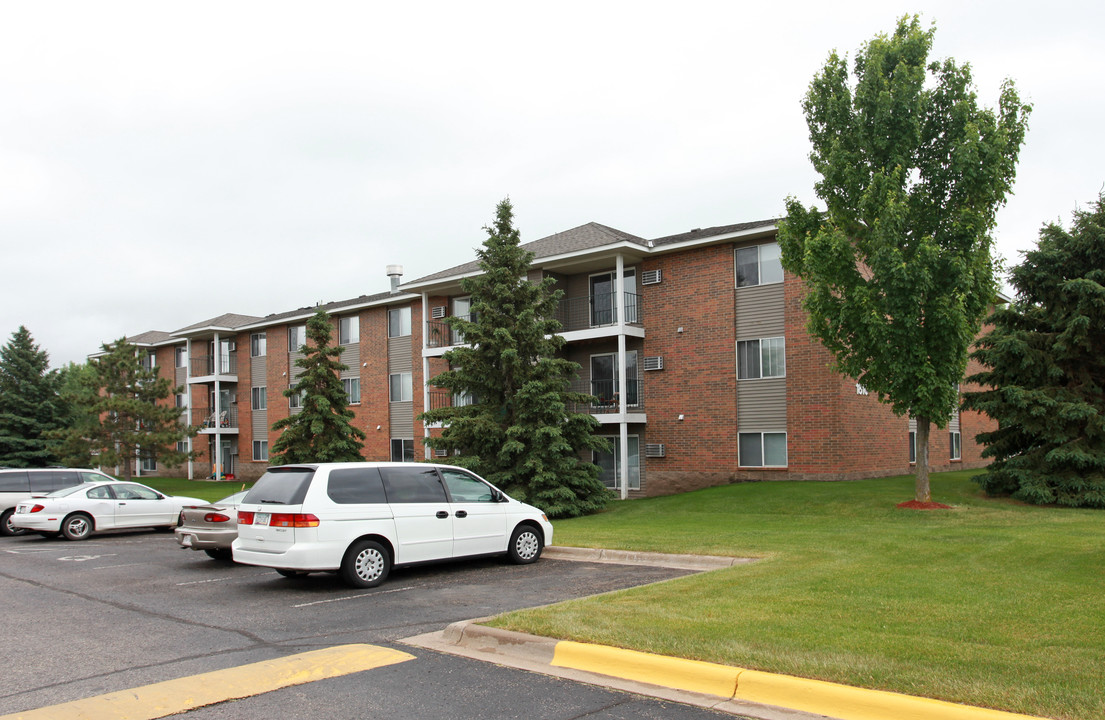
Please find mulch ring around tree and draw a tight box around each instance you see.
[896,500,954,510]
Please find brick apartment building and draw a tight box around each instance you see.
[114,218,993,497]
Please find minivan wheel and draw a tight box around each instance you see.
[62,513,93,541]
[341,540,390,588]
[1,509,28,536]
[508,525,543,564]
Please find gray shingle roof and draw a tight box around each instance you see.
[255,290,407,325]
[407,222,647,286]
[649,218,780,247]
[172,313,263,335]
[126,330,174,345]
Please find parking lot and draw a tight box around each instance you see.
[0,529,737,718]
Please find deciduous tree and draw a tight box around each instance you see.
[270,309,366,464]
[778,16,1030,502]
[962,194,1105,507]
[419,198,611,518]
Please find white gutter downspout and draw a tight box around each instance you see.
[616,254,629,501]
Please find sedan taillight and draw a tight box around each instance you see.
[204,512,231,523]
[237,510,254,525]
[30,504,45,513]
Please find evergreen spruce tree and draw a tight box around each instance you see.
[73,339,196,480]
[419,198,611,518]
[0,326,62,467]
[270,309,366,464]
[962,194,1105,507]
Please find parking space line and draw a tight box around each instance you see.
[292,585,416,608]
[90,563,149,570]
[0,644,415,720]
[175,572,273,586]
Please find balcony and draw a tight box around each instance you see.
[195,406,239,432]
[426,315,474,349]
[426,390,477,411]
[569,378,645,419]
[190,354,237,379]
[556,292,642,333]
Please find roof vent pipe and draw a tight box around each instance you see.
[386,265,403,294]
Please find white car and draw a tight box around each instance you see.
[233,462,554,588]
[11,480,206,541]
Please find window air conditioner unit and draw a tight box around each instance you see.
[644,443,666,458]
[435,448,448,457]
[641,269,662,285]
[431,306,447,319]
[643,356,664,371]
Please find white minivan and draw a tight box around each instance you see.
[232,462,554,588]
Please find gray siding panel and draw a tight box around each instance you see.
[341,343,360,373]
[390,402,414,437]
[175,367,186,385]
[251,355,266,382]
[252,409,267,437]
[735,284,785,338]
[388,336,412,372]
[289,351,305,381]
[737,377,786,430]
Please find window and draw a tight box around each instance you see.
[140,352,155,372]
[389,372,413,402]
[175,347,187,368]
[380,465,447,502]
[175,393,187,408]
[251,332,267,357]
[288,325,306,352]
[738,432,788,467]
[289,390,305,409]
[590,269,638,326]
[590,352,639,407]
[441,468,496,502]
[737,337,786,379]
[251,386,267,411]
[327,467,386,504]
[736,242,783,287]
[140,454,156,472]
[950,431,962,460]
[909,431,917,464]
[390,438,415,462]
[339,317,359,345]
[593,436,641,490]
[253,440,268,461]
[388,307,411,338]
[176,440,189,454]
[450,297,476,344]
[342,377,361,404]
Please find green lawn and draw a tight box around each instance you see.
[487,471,1104,720]
[141,477,254,503]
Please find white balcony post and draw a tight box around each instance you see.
[213,332,221,480]
[616,254,629,500]
[186,338,194,480]
[422,292,432,459]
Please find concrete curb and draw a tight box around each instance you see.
[407,621,1046,720]
[544,545,756,570]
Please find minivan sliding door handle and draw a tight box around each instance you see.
[436,511,449,519]
[455,510,468,518]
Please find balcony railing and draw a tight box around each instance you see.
[427,390,477,411]
[555,292,642,333]
[568,377,644,414]
[195,406,239,430]
[426,315,474,348]
[190,354,237,377]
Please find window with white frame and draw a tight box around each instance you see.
[289,390,305,409]
[288,325,306,352]
[388,307,411,338]
[175,347,187,368]
[950,431,961,460]
[737,337,786,379]
[342,377,361,404]
[140,453,156,472]
[175,393,187,408]
[389,372,413,402]
[390,438,414,462]
[140,352,155,372]
[735,242,784,288]
[251,386,266,411]
[590,352,639,406]
[251,332,267,357]
[738,432,788,467]
[253,440,268,461]
[176,440,189,453]
[339,316,359,345]
[593,436,641,490]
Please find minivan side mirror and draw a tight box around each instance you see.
[492,489,505,503]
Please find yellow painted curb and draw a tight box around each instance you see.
[3,644,415,720]
[552,641,1045,720]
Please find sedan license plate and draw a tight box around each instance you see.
[254,512,270,526]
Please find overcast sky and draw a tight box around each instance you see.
[2,1,1102,368]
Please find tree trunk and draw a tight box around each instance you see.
[915,415,931,502]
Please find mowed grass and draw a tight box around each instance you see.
[487,471,1104,720]
[141,477,254,503]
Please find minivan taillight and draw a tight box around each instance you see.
[237,510,254,525]
[205,513,231,523]
[269,513,320,528]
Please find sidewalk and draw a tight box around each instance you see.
[402,547,1046,720]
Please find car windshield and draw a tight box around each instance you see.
[47,485,89,498]
[216,491,249,505]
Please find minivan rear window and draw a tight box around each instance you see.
[0,470,29,493]
[244,467,315,506]
[327,467,387,504]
